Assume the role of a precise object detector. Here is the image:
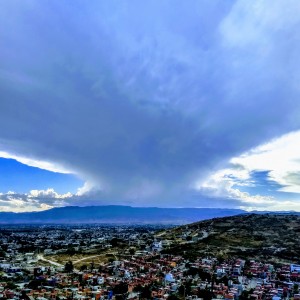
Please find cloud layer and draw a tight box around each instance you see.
[197,130,300,211]
[1,0,300,210]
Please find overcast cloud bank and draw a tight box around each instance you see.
[1,0,300,211]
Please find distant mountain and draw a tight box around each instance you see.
[0,205,246,224]
[159,213,300,262]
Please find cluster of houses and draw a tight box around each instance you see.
[0,249,300,300]
[0,225,168,257]
[0,225,300,299]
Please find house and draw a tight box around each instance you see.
[152,241,163,252]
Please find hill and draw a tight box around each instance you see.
[0,205,245,224]
[158,213,300,262]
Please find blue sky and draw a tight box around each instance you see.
[0,0,300,212]
[0,158,82,194]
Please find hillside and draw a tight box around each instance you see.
[0,206,245,224]
[158,214,300,262]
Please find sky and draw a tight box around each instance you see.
[1,0,300,212]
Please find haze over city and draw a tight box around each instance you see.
[1,0,300,212]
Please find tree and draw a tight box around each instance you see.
[178,285,185,297]
[129,248,135,255]
[240,288,254,300]
[64,261,74,273]
[66,247,76,256]
[90,261,95,271]
[197,288,213,300]
[140,285,152,299]
[133,284,142,293]
[113,282,128,295]
[27,279,46,290]
[110,238,124,248]
[80,265,87,271]
[5,281,17,290]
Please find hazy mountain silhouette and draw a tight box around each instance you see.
[0,205,246,224]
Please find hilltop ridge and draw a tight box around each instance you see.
[158,213,300,262]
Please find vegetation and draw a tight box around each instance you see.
[160,214,300,262]
[64,260,74,273]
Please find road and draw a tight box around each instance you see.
[37,254,64,267]
[73,252,118,264]
[73,254,104,264]
[37,251,118,270]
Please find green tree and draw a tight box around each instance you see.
[64,260,74,273]
[129,248,135,255]
[178,284,185,297]
[90,261,95,271]
[80,265,87,271]
[5,281,17,290]
[27,279,46,290]
[140,285,152,299]
[66,247,76,256]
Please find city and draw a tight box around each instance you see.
[1,1,300,299]
[0,215,299,300]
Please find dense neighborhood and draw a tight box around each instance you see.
[0,219,299,300]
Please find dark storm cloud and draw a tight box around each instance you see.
[0,0,300,207]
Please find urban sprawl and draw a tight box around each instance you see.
[0,225,299,300]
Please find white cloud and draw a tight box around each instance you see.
[239,200,300,212]
[221,0,300,48]
[196,130,300,210]
[28,188,72,199]
[0,197,53,213]
[231,130,300,193]
[76,181,100,197]
[195,167,275,205]
[0,184,96,212]
[0,151,71,174]
[196,170,300,211]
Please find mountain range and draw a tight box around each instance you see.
[0,205,247,224]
